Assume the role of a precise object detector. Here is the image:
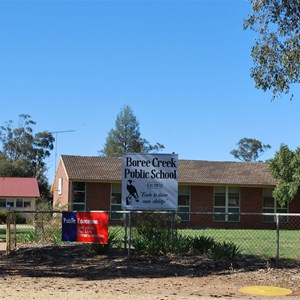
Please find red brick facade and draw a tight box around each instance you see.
[53,179,300,229]
[86,182,111,211]
[52,156,300,229]
[52,159,70,209]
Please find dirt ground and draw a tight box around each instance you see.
[0,244,300,300]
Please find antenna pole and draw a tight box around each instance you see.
[50,130,75,178]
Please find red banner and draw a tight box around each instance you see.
[76,212,109,244]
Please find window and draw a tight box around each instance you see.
[111,183,122,220]
[72,182,86,211]
[16,199,31,208]
[16,199,23,208]
[177,185,190,221]
[214,187,240,222]
[58,177,63,195]
[0,198,31,209]
[0,198,15,208]
[0,199,6,208]
[263,189,288,222]
[6,200,14,208]
[24,201,31,208]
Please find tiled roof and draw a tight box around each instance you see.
[61,155,275,187]
[61,156,122,182]
[178,160,275,186]
[0,177,40,197]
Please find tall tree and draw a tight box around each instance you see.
[244,0,300,99]
[230,138,271,162]
[0,114,54,199]
[100,105,164,157]
[269,144,300,206]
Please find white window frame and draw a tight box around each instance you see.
[71,182,86,211]
[177,185,190,221]
[0,198,32,209]
[16,198,31,208]
[263,188,288,223]
[58,177,63,195]
[0,198,5,208]
[213,186,240,222]
[0,198,14,208]
[110,183,122,220]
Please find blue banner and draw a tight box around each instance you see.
[62,212,77,242]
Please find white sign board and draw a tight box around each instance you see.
[122,153,178,210]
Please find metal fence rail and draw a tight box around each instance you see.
[3,211,300,260]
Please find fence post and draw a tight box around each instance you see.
[124,213,128,251]
[127,212,132,258]
[13,213,17,250]
[6,211,11,255]
[170,212,174,242]
[276,214,280,260]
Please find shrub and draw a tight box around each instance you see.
[1,212,28,225]
[17,212,62,244]
[208,241,240,261]
[190,235,215,254]
[91,227,122,255]
[0,210,7,224]
[131,215,237,257]
[171,234,192,254]
[15,213,27,224]
[18,230,39,243]
[132,213,177,255]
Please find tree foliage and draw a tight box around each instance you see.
[0,114,54,198]
[100,105,164,157]
[244,0,300,99]
[269,144,300,206]
[230,138,271,162]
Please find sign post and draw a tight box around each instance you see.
[122,153,178,210]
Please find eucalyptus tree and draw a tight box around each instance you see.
[230,138,271,162]
[244,0,300,99]
[0,114,54,198]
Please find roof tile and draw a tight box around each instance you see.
[61,155,275,187]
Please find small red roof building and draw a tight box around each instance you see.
[0,177,40,198]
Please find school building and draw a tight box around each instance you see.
[52,155,300,229]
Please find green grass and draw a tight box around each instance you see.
[0,228,5,241]
[110,226,300,260]
[112,225,300,259]
[179,228,300,259]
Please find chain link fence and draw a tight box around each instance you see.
[5,211,62,254]
[2,211,300,260]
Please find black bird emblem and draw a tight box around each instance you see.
[126,180,139,205]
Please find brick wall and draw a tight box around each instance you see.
[187,186,297,229]
[86,182,111,211]
[58,180,300,229]
[189,186,213,226]
[239,187,263,229]
[52,160,70,209]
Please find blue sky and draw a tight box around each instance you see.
[1,0,300,183]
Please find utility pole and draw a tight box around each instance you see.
[51,130,75,177]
